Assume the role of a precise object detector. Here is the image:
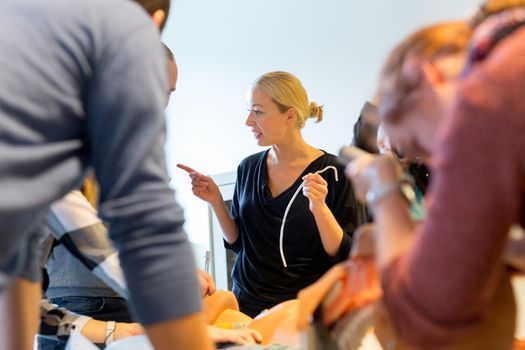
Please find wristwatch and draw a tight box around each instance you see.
[365,180,415,207]
[105,321,117,346]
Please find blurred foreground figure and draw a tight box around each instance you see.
[346,3,525,348]
[0,1,211,349]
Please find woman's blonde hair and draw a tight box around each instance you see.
[376,21,472,123]
[253,71,323,129]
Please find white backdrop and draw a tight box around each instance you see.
[161,0,480,246]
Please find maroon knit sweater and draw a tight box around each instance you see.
[381,26,525,347]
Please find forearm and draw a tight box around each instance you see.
[145,313,213,350]
[40,298,92,343]
[81,319,107,344]
[81,319,143,344]
[348,155,415,268]
[210,199,239,245]
[3,279,40,350]
[87,12,206,341]
[371,194,416,270]
[312,206,344,257]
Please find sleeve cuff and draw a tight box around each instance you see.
[72,315,93,334]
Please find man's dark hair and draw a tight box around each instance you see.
[135,0,171,30]
[351,101,380,154]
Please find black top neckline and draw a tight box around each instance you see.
[260,148,327,201]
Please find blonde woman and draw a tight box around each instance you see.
[179,71,363,317]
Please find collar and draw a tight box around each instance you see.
[468,7,525,64]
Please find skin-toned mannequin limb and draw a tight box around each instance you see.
[205,292,299,346]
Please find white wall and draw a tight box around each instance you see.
[161,0,480,246]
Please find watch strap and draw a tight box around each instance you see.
[366,181,414,207]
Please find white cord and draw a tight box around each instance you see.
[279,165,339,267]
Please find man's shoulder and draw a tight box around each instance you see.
[46,0,153,40]
[458,26,525,125]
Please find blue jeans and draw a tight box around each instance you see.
[38,296,132,350]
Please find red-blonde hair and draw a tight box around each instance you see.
[375,21,472,124]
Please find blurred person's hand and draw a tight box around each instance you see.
[350,224,376,260]
[345,154,403,205]
[207,325,262,345]
[197,269,216,297]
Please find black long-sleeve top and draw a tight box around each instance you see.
[226,149,363,316]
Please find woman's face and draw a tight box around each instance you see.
[385,105,440,165]
[384,54,464,165]
[245,87,290,146]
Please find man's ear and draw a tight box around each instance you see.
[151,10,166,30]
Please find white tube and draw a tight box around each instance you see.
[279,166,338,267]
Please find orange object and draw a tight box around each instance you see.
[514,338,525,350]
[322,259,382,326]
[297,259,382,331]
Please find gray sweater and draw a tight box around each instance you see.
[0,0,200,325]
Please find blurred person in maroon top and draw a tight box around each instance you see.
[346,2,525,348]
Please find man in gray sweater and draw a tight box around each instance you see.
[0,0,211,349]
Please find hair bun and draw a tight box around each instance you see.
[308,102,324,123]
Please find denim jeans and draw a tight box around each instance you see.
[38,296,132,350]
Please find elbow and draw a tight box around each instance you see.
[326,232,350,260]
[379,295,475,348]
[380,286,475,348]
[383,314,473,349]
[383,309,513,350]
[224,230,239,245]
[325,244,340,258]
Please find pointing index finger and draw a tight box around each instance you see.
[176,163,198,174]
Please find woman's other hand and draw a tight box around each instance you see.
[302,173,329,214]
[177,164,222,205]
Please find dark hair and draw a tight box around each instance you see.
[351,101,380,154]
[408,162,431,195]
[135,0,171,30]
[470,0,525,27]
